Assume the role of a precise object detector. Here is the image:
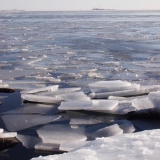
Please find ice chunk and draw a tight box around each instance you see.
[132,97,154,110]
[0,128,4,133]
[16,134,41,149]
[91,124,123,139]
[112,120,135,133]
[1,115,61,131]
[148,91,160,109]
[89,80,131,88]
[21,94,63,104]
[0,132,17,138]
[35,142,60,152]
[31,129,160,160]
[20,85,59,94]
[60,141,88,151]
[59,100,118,112]
[37,124,87,145]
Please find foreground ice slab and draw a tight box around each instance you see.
[32,129,160,160]
[16,134,41,149]
[1,115,61,131]
[59,100,118,112]
[37,124,87,145]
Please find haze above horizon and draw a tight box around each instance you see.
[0,0,160,11]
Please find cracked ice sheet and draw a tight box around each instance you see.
[31,129,160,160]
[0,103,59,115]
[0,70,47,80]
[1,115,61,132]
[37,124,87,145]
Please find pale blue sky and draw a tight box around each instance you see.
[0,0,160,11]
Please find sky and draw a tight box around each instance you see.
[0,0,160,11]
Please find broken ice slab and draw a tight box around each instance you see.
[60,141,88,151]
[33,76,61,83]
[89,80,131,89]
[20,85,59,94]
[21,94,63,104]
[141,85,160,92]
[57,92,90,101]
[106,102,136,115]
[91,124,123,139]
[37,88,81,96]
[31,129,160,160]
[148,91,160,109]
[35,142,60,152]
[132,97,154,110]
[0,104,58,115]
[110,120,135,133]
[59,100,118,112]
[1,115,61,131]
[89,88,148,99]
[37,124,87,145]
[16,134,41,149]
[0,128,4,133]
[0,84,9,88]
[0,132,17,138]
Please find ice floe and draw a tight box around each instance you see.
[1,115,61,131]
[37,124,87,145]
[31,129,160,160]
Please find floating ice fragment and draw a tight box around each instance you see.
[21,94,63,104]
[16,134,41,149]
[20,85,59,94]
[1,115,61,131]
[0,84,9,88]
[59,100,118,112]
[60,141,88,151]
[37,124,87,145]
[91,124,123,139]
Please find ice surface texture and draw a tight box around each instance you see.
[32,129,160,160]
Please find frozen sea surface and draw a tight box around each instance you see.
[0,10,160,160]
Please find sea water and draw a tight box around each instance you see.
[0,10,160,160]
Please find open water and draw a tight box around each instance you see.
[0,10,160,160]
